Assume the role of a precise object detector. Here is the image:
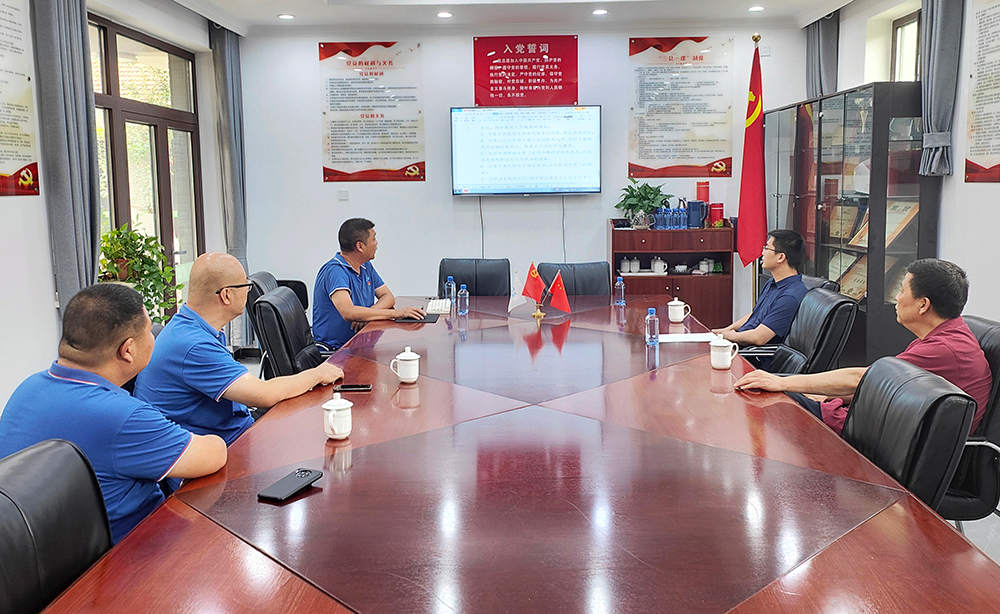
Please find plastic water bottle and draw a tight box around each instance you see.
[457,284,469,315]
[645,308,659,346]
[444,276,457,304]
[614,277,626,306]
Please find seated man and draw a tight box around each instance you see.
[713,229,808,349]
[0,284,227,543]
[135,253,344,444]
[735,258,992,436]
[313,217,424,349]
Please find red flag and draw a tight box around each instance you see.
[737,45,767,267]
[549,271,571,313]
[522,262,546,303]
[523,327,544,360]
[550,320,571,353]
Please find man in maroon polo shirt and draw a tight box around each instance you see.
[734,258,992,436]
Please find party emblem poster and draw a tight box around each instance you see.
[473,35,578,106]
[320,42,425,181]
[966,0,1000,182]
[628,36,734,178]
[0,0,39,196]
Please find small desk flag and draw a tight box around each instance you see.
[509,270,530,312]
[549,270,571,313]
[522,262,546,303]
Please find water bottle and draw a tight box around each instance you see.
[444,276,457,304]
[670,207,680,229]
[645,307,659,346]
[614,277,626,306]
[457,284,469,315]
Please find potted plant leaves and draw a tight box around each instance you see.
[615,178,673,229]
[99,226,182,323]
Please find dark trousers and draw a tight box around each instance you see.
[785,391,823,419]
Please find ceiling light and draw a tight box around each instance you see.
[748,5,765,11]
[277,13,294,20]
[593,9,608,15]
[438,11,453,18]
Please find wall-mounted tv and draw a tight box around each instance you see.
[451,106,601,196]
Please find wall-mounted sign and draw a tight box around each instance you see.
[628,36,734,178]
[320,42,425,182]
[0,0,39,196]
[474,35,578,106]
[966,0,1000,182]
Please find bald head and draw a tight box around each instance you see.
[188,253,246,300]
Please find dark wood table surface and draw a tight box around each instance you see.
[44,296,1000,613]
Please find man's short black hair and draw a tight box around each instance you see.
[766,229,806,271]
[906,258,969,320]
[339,218,375,253]
[60,283,146,359]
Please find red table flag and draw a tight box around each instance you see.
[550,320,571,353]
[522,262,546,303]
[737,44,767,267]
[549,271,571,313]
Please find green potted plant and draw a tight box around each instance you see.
[99,226,182,323]
[615,178,674,229]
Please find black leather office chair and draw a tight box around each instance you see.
[842,357,976,511]
[248,271,309,312]
[740,288,858,374]
[938,315,1000,529]
[253,286,329,380]
[537,262,612,295]
[0,439,112,614]
[437,258,511,297]
[802,274,840,293]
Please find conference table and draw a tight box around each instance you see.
[45,295,1000,613]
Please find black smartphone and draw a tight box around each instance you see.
[257,468,323,502]
[334,383,373,392]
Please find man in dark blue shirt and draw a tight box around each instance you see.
[0,284,227,543]
[713,229,808,346]
[313,218,424,349]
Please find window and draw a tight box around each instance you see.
[88,15,204,304]
[891,11,920,81]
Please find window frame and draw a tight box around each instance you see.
[890,10,921,82]
[88,13,206,257]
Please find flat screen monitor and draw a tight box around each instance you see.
[451,105,601,195]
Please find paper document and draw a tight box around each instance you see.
[658,333,718,343]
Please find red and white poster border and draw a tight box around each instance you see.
[0,0,39,196]
[966,0,1000,182]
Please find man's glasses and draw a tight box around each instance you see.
[215,282,254,294]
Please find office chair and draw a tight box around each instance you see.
[739,288,858,374]
[437,258,511,297]
[802,274,840,293]
[246,271,311,379]
[253,286,330,381]
[0,439,112,614]
[842,357,976,511]
[537,262,612,295]
[123,322,164,395]
[938,315,1000,531]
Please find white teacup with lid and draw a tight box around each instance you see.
[322,393,353,440]
[667,298,691,323]
[709,336,739,370]
[390,346,421,383]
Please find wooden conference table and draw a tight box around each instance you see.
[46,295,1000,613]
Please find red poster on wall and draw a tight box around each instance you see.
[474,35,578,106]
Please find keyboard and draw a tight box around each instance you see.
[426,298,452,314]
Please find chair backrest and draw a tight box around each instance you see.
[246,271,281,340]
[843,357,975,510]
[437,258,511,297]
[783,288,858,373]
[253,286,324,378]
[966,315,1000,441]
[0,439,111,614]
[537,262,612,296]
[802,274,840,293]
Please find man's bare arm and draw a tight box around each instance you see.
[712,312,751,335]
[223,363,344,409]
[719,323,776,346]
[331,289,423,322]
[734,366,870,397]
[167,433,227,478]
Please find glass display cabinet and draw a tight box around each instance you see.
[762,82,941,366]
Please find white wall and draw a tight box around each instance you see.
[242,26,807,320]
[839,0,1000,321]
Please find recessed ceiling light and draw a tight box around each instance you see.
[277,13,294,20]
[593,9,608,15]
[438,11,453,18]
[748,5,765,11]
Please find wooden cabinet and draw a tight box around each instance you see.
[608,221,734,329]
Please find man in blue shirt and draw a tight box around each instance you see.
[713,229,808,346]
[313,218,424,349]
[135,253,344,444]
[0,284,227,543]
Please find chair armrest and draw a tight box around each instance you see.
[965,438,1000,456]
[277,279,309,310]
[737,344,780,358]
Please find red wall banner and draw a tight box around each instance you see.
[474,35,578,106]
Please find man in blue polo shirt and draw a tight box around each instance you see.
[713,229,808,346]
[135,253,344,444]
[313,218,425,349]
[0,284,227,543]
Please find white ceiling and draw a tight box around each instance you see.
[174,0,851,36]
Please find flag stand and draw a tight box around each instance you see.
[531,303,546,320]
